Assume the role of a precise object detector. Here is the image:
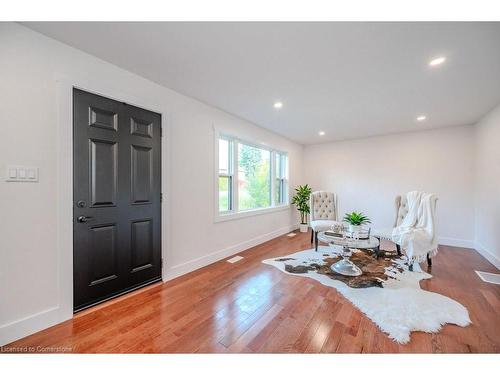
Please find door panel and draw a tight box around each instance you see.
[131,219,154,273]
[89,106,118,131]
[130,117,153,138]
[88,224,118,286]
[131,145,153,204]
[90,139,118,207]
[73,88,162,311]
[124,102,162,287]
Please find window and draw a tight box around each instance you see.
[216,133,289,219]
[275,152,288,205]
[238,142,271,211]
[218,137,233,212]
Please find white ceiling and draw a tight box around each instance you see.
[24,22,500,144]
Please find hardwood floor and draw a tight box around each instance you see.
[4,231,499,353]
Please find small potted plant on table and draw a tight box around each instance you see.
[291,184,312,232]
[343,211,371,234]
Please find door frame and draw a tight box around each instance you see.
[55,74,171,320]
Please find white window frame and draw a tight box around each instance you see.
[275,151,289,206]
[217,135,234,214]
[214,130,290,222]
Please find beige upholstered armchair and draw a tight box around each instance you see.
[374,195,437,268]
[310,191,338,251]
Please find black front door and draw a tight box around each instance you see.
[73,88,162,311]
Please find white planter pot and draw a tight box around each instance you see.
[299,224,309,233]
[349,224,361,233]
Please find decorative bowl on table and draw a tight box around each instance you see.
[325,222,370,240]
[345,226,371,240]
[324,222,346,238]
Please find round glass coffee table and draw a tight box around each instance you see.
[317,231,380,276]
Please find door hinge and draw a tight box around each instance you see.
[161,259,164,269]
[160,193,163,203]
[160,126,163,137]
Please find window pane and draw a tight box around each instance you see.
[283,154,288,180]
[275,153,288,205]
[218,176,231,212]
[276,153,282,178]
[276,153,288,179]
[275,178,282,204]
[238,143,271,210]
[219,138,229,174]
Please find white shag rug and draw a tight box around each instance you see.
[262,247,471,344]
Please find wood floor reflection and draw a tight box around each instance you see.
[4,231,500,353]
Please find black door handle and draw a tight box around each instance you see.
[77,216,94,223]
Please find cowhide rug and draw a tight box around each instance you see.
[262,247,471,344]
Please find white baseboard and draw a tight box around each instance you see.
[0,305,68,347]
[474,241,500,270]
[438,236,475,248]
[163,224,298,282]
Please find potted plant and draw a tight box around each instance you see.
[291,184,312,232]
[343,211,371,234]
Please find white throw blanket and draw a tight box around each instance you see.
[392,191,438,263]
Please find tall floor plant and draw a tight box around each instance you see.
[291,184,312,232]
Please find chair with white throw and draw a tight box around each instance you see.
[309,191,338,251]
[374,192,438,269]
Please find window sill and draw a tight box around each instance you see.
[215,204,291,223]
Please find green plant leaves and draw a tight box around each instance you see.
[291,184,312,224]
[343,211,371,225]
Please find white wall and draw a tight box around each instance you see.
[474,104,500,269]
[303,126,476,247]
[0,23,303,345]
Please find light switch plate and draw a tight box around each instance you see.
[5,166,39,182]
[8,168,17,179]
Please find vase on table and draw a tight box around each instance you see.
[349,224,361,234]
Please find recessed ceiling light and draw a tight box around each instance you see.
[429,56,446,66]
[319,131,325,136]
[273,101,283,109]
[416,115,427,122]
